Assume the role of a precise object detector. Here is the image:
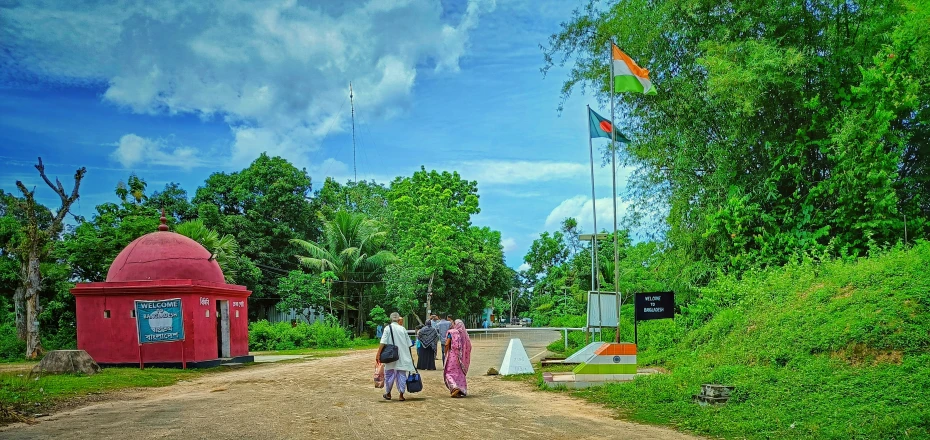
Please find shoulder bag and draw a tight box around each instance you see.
[379,325,400,364]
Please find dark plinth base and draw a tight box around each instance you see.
[99,355,255,369]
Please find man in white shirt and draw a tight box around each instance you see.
[376,312,415,401]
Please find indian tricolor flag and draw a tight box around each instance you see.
[612,43,657,95]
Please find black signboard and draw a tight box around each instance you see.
[635,291,675,321]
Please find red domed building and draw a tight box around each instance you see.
[71,216,253,367]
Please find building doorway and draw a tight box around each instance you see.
[216,300,230,358]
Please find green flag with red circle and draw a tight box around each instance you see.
[588,108,630,142]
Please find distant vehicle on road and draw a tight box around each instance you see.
[520,318,532,327]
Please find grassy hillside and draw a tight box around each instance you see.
[567,242,930,439]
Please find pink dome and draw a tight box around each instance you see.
[106,231,226,284]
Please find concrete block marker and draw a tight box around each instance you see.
[564,341,607,364]
[32,350,100,375]
[544,343,640,389]
[499,338,534,375]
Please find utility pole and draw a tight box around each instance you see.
[349,82,357,183]
[424,273,434,323]
[509,288,515,325]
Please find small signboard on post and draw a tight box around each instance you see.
[586,291,620,329]
[134,299,185,369]
[633,291,675,344]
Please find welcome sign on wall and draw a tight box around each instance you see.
[134,299,185,344]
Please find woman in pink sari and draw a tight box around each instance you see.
[443,319,472,398]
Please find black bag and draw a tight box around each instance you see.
[379,325,399,364]
[406,347,423,393]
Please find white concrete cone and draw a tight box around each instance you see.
[499,338,534,375]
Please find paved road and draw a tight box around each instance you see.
[1,330,699,440]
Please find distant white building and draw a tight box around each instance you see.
[265,306,326,324]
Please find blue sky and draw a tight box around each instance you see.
[0,0,634,269]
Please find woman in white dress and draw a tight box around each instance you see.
[375,312,415,401]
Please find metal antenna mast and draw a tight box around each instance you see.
[349,82,357,182]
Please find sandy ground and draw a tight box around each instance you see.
[1,330,699,440]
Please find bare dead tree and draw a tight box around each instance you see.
[13,157,86,359]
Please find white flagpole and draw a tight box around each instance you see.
[587,105,600,293]
[609,40,621,343]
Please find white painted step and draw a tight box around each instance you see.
[564,342,607,364]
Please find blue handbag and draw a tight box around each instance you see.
[406,347,423,393]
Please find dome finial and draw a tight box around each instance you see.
[158,207,169,231]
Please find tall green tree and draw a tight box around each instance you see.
[58,178,163,282]
[12,158,85,358]
[146,182,198,222]
[313,178,391,225]
[544,0,930,277]
[275,270,336,323]
[440,226,514,318]
[194,154,318,308]
[175,219,255,284]
[387,167,480,321]
[0,194,75,356]
[523,231,570,282]
[291,210,395,332]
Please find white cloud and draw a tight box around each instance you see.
[111,134,204,170]
[517,262,530,272]
[454,160,586,184]
[448,159,636,187]
[3,0,497,167]
[501,237,517,253]
[544,195,632,233]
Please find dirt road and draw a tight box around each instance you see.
[1,330,698,440]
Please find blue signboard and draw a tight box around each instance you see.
[134,299,185,344]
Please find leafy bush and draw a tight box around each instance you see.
[0,322,25,362]
[351,338,380,348]
[365,306,389,333]
[42,325,77,352]
[549,314,586,328]
[248,317,352,351]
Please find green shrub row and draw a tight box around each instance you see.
[248,318,352,351]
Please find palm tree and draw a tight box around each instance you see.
[291,210,396,330]
[175,219,240,283]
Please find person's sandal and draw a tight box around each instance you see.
[451,389,461,398]
[383,393,391,400]
[398,393,406,401]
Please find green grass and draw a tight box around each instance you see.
[0,361,37,372]
[0,367,213,420]
[498,373,535,382]
[548,242,930,439]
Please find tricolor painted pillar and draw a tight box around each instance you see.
[571,343,637,381]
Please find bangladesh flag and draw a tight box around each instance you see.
[589,108,630,142]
